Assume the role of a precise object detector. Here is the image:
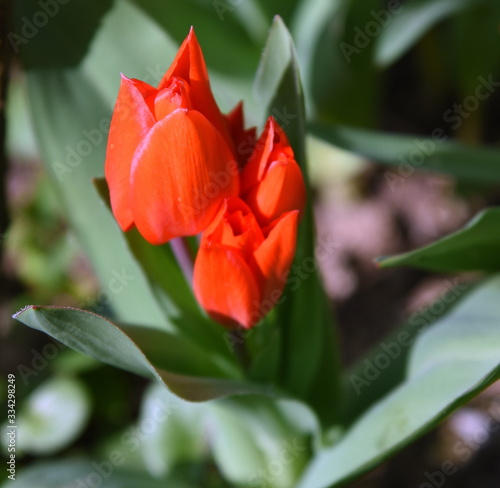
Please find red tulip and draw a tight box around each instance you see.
[241,117,306,227]
[193,197,299,329]
[105,27,239,244]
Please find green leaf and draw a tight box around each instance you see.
[254,17,342,427]
[13,306,276,402]
[342,280,473,426]
[305,0,382,127]
[2,377,90,456]
[1,459,192,488]
[21,0,181,328]
[374,0,485,67]
[310,124,500,184]
[254,16,306,165]
[210,397,312,488]
[290,0,343,113]
[138,383,207,477]
[377,207,500,272]
[297,275,500,488]
[139,384,320,485]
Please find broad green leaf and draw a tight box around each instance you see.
[21,0,180,328]
[296,0,385,168]
[137,383,320,486]
[2,377,90,456]
[377,208,500,272]
[210,397,312,488]
[297,275,500,488]
[310,124,500,184]
[1,459,192,488]
[139,383,207,477]
[342,280,474,426]
[290,0,343,113]
[375,0,485,67]
[309,0,382,127]
[13,306,277,402]
[254,16,306,164]
[139,384,320,484]
[254,17,342,427]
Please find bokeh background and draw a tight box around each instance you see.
[2,0,500,486]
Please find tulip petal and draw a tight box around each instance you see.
[240,118,275,194]
[130,109,239,244]
[207,197,264,260]
[159,27,209,91]
[244,156,306,226]
[158,27,232,148]
[253,210,299,304]
[154,77,192,120]
[194,242,261,329]
[105,75,156,231]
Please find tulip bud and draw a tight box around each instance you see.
[194,197,299,329]
[105,27,239,244]
[241,116,306,227]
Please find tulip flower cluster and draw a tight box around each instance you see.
[105,28,306,329]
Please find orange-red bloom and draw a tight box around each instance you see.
[193,197,299,329]
[241,117,306,227]
[105,27,239,244]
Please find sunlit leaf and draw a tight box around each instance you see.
[378,208,500,272]
[139,383,207,477]
[298,275,500,488]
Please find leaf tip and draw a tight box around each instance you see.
[12,304,35,320]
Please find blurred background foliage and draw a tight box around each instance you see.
[2,0,500,487]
